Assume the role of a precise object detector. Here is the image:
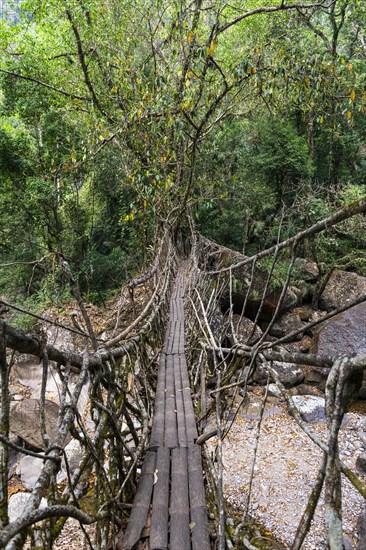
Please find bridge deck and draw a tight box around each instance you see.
[120,268,211,550]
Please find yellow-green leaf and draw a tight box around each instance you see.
[208,39,218,57]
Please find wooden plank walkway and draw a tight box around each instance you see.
[120,267,211,550]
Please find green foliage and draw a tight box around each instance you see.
[1,0,366,312]
[2,268,72,331]
[243,116,314,202]
[195,114,313,252]
[79,247,128,301]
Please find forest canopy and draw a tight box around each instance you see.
[1,0,366,311]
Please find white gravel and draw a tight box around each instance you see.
[211,390,366,549]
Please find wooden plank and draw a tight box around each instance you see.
[170,448,191,550]
[164,355,178,448]
[170,300,176,321]
[169,321,177,354]
[180,356,198,442]
[150,447,170,550]
[188,446,211,550]
[178,321,185,354]
[179,277,186,297]
[162,322,172,354]
[149,355,166,450]
[172,321,181,354]
[122,451,157,550]
[179,315,185,351]
[174,353,187,447]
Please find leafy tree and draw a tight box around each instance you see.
[1,0,366,298]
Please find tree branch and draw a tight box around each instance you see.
[218,1,331,34]
[0,506,108,547]
[0,68,90,101]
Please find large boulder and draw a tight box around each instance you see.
[293,258,319,282]
[308,302,366,393]
[10,398,65,450]
[269,311,304,340]
[227,314,263,346]
[57,439,85,484]
[8,493,47,523]
[311,302,366,356]
[202,238,302,321]
[63,439,84,472]
[254,361,304,388]
[209,307,225,343]
[319,270,366,311]
[13,354,90,413]
[224,264,300,320]
[12,356,66,403]
[291,395,325,422]
[16,455,44,489]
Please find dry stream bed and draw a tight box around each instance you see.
[211,389,366,549]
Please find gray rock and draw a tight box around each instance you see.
[10,398,67,450]
[16,455,44,489]
[7,434,22,479]
[12,325,89,412]
[291,395,325,422]
[11,394,23,402]
[63,439,84,473]
[209,307,225,343]
[309,302,366,394]
[296,384,324,397]
[269,312,304,340]
[227,314,263,346]
[320,269,366,311]
[293,258,319,282]
[359,382,366,400]
[293,306,313,321]
[8,492,47,523]
[357,506,366,550]
[13,356,64,402]
[311,302,366,356]
[254,361,304,388]
[356,451,366,474]
[268,384,282,398]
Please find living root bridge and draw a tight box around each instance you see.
[2,197,366,549]
[114,267,211,550]
[0,232,178,548]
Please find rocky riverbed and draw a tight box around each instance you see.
[212,388,366,549]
